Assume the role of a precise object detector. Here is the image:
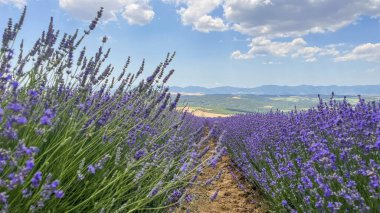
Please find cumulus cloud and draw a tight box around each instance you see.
[231,50,254,59]
[0,0,26,9]
[224,0,380,38]
[164,0,380,62]
[165,0,228,32]
[122,2,154,25]
[222,0,380,62]
[231,37,339,62]
[334,43,380,62]
[190,15,227,32]
[165,0,380,37]
[59,0,154,25]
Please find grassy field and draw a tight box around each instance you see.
[179,94,380,115]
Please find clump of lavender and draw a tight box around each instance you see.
[213,94,380,212]
[210,189,219,202]
[0,7,210,212]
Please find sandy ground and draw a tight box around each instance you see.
[174,108,267,212]
[177,106,230,118]
[177,140,268,213]
[191,110,230,118]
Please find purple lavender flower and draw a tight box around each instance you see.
[185,194,192,203]
[327,202,334,210]
[28,89,38,97]
[374,138,380,149]
[369,175,379,189]
[44,109,54,117]
[94,155,111,170]
[168,189,182,203]
[40,109,55,126]
[11,81,19,89]
[180,162,188,173]
[22,189,32,198]
[88,164,95,174]
[54,190,64,199]
[323,185,332,197]
[148,181,163,198]
[134,149,145,160]
[0,192,8,204]
[304,196,310,205]
[0,107,4,120]
[210,189,219,202]
[51,180,59,189]
[301,176,313,189]
[215,169,223,180]
[40,115,52,126]
[25,158,34,171]
[15,116,27,125]
[190,174,198,184]
[169,93,181,111]
[146,75,154,83]
[7,103,23,112]
[204,178,213,186]
[31,171,42,188]
[315,199,323,209]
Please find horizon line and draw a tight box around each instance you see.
[170,84,380,89]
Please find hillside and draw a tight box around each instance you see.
[171,85,380,95]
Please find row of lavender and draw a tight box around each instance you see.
[0,8,219,212]
[212,95,380,212]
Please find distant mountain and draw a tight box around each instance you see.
[170,85,380,95]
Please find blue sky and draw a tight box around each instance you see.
[1,0,380,87]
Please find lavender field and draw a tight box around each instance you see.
[212,95,380,212]
[1,4,380,213]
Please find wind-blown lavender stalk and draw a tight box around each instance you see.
[210,189,219,202]
[0,7,211,212]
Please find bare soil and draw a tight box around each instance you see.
[177,142,268,213]
[177,106,230,118]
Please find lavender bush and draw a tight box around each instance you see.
[214,94,380,212]
[0,7,218,212]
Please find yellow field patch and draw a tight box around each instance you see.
[177,106,230,118]
[231,96,241,99]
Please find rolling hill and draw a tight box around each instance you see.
[171,85,380,95]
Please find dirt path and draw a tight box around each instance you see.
[178,140,268,213]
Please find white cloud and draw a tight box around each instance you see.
[122,2,154,25]
[164,1,380,62]
[334,43,380,62]
[165,0,380,38]
[59,0,154,25]
[305,57,317,62]
[191,15,227,32]
[223,0,380,38]
[231,50,253,59]
[0,0,26,9]
[231,37,339,62]
[165,0,228,32]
